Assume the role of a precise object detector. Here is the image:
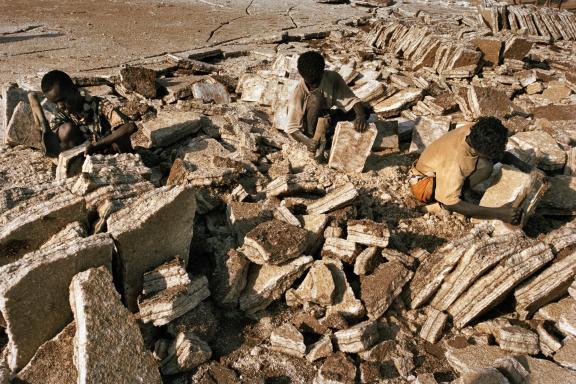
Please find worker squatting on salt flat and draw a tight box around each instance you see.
[285,51,371,160]
[409,116,539,224]
[39,70,137,157]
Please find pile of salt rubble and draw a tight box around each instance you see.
[1,1,576,383]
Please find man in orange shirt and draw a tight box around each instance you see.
[410,116,534,224]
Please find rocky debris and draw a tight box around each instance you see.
[107,185,196,311]
[446,344,576,383]
[0,186,87,266]
[493,356,529,384]
[450,242,554,328]
[353,247,381,275]
[167,136,246,187]
[16,322,76,384]
[361,261,413,320]
[328,121,377,173]
[270,323,306,358]
[5,101,42,149]
[165,300,219,342]
[514,247,576,319]
[419,308,448,344]
[56,144,89,181]
[558,301,576,337]
[266,174,325,198]
[160,332,212,375]
[287,260,336,306]
[320,258,365,322]
[314,352,356,384]
[227,201,272,242]
[409,225,491,309]
[409,116,451,154]
[307,335,333,362]
[211,248,249,307]
[509,131,567,171]
[120,66,157,98]
[374,88,423,117]
[39,225,86,255]
[1,83,28,142]
[479,165,547,228]
[72,153,151,195]
[536,321,563,357]
[321,237,360,264]
[242,219,310,265]
[498,326,540,355]
[538,175,576,215]
[432,234,529,311]
[239,255,313,314]
[0,234,113,371]
[553,337,576,371]
[537,296,575,323]
[274,205,301,227]
[140,257,190,296]
[333,320,378,353]
[453,368,510,384]
[142,110,203,148]
[347,219,390,248]
[307,182,358,215]
[138,264,210,326]
[69,267,162,383]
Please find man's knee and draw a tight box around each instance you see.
[57,122,84,148]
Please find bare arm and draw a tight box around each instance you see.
[352,102,368,132]
[501,151,534,173]
[87,122,137,154]
[289,131,318,152]
[444,200,521,224]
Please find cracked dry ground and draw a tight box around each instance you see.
[2,0,576,383]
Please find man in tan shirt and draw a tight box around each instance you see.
[410,116,533,224]
[286,51,370,155]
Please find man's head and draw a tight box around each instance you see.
[297,51,325,90]
[467,116,509,161]
[41,70,82,114]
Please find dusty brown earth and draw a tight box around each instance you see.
[0,0,368,84]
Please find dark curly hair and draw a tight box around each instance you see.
[297,51,325,85]
[41,70,75,94]
[468,116,508,159]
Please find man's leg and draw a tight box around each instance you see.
[304,92,328,138]
[57,122,86,151]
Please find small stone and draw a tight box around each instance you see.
[420,308,448,344]
[120,66,157,98]
[138,275,210,327]
[526,82,544,95]
[472,37,502,66]
[493,357,529,384]
[408,116,451,154]
[307,183,358,215]
[353,247,381,275]
[373,88,423,117]
[509,131,566,171]
[553,337,576,371]
[160,332,212,375]
[56,144,89,181]
[542,81,571,103]
[503,37,533,61]
[454,368,510,384]
[416,373,438,384]
[361,261,413,320]
[288,261,336,306]
[347,219,390,248]
[5,101,42,149]
[270,323,306,358]
[274,205,301,227]
[358,340,396,362]
[314,352,356,384]
[307,335,333,362]
[536,321,562,357]
[321,237,361,264]
[142,111,203,148]
[333,320,378,353]
[498,326,540,355]
[559,302,576,337]
[211,249,250,308]
[242,220,310,265]
[239,255,313,314]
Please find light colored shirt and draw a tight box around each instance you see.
[413,125,479,206]
[285,70,361,134]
